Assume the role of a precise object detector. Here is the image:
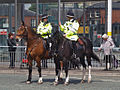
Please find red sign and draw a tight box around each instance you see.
[97,34,102,38]
[0,29,7,35]
[0,31,7,35]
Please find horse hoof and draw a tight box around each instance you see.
[38,81,43,84]
[26,81,31,84]
[59,78,63,82]
[64,82,69,85]
[53,82,58,86]
[80,80,85,83]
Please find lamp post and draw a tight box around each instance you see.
[107,0,112,37]
[107,0,112,70]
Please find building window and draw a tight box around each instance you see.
[95,10,100,17]
[91,10,95,18]
[0,18,8,28]
[31,19,36,27]
[89,10,94,18]
[89,12,92,18]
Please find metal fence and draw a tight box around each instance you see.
[0,46,120,69]
[0,46,56,69]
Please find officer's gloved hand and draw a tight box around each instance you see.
[63,34,66,37]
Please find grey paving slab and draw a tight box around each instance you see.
[0,72,120,90]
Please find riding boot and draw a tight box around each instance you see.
[46,41,49,51]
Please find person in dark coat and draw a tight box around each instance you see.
[7,32,18,68]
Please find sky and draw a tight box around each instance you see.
[24,4,31,10]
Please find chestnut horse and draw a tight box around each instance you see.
[16,24,53,84]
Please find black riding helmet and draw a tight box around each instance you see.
[42,14,48,21]
[66,11,74,18]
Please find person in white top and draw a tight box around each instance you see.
[99,34,115,70]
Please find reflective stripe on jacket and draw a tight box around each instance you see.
[60,19,79,41]
[37,22,52,39]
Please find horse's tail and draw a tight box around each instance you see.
[91,52,101,63]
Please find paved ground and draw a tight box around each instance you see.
[0,67,120,90]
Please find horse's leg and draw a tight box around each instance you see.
[36,57,43,84]
[26,57,32,84]
[80,57,86,83]
[87,56,92,83]
[54,56,60,85]
[60,61,64,78]
[64,60,69,85]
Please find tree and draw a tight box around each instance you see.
[29,4,36,12]
[29,4,50,14]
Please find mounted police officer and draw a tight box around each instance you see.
[37,14,53,53]
[59,11,79,54]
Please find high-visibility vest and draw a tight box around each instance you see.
[60,19,79,41]
[37,22,52,39]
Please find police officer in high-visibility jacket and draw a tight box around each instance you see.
[59,11,79,53]
[37,14,52,51]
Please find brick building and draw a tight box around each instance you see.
[0,5,37,46]
[86,2,120,47]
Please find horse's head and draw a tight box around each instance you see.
[51,27,65,56]
[16,24,28,41]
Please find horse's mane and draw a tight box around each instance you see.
[26,25,42,38]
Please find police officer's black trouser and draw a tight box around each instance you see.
[44,39,49,50]
[104,55,112,70]
[45,39,53,55]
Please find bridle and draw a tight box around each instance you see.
[16,26,28,38]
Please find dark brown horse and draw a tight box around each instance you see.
[16,24,52,84]
[52,30,101,85]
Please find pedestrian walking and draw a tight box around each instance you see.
[99,34,115,70]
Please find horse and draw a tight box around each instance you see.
[52,29,101,85]
[16,23,54,84]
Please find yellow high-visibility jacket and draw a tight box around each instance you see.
[37,21,52,39]
[60,19,79,41]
